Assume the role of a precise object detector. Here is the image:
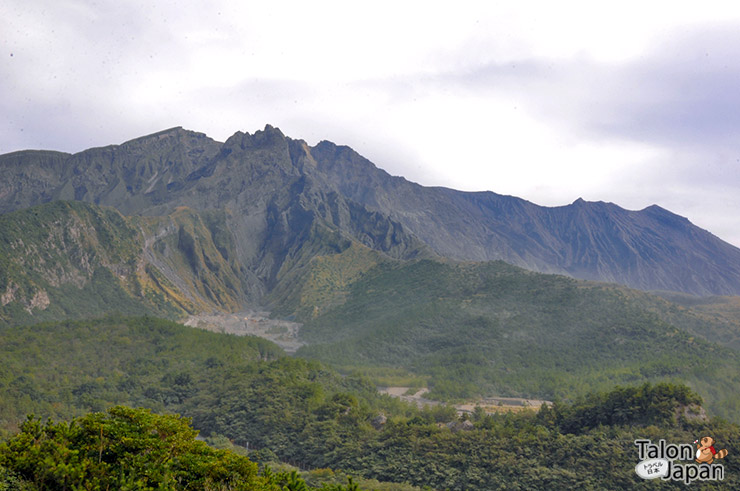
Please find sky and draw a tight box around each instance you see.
[3,1,740,246]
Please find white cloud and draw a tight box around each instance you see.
[3,0,740,246]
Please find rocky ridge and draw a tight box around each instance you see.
[1,125,739,297]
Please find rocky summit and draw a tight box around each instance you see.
[2,125,740,297]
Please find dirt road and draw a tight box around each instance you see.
[379,386,552,414]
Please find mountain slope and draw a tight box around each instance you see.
[0,201,175,323]
[310,141,740,295]
[0,201,261,324]
[0,128,431,321]
[0,197,424,326]
[6,200,740,422]
[1,125,740,296]
[294,258,740,419]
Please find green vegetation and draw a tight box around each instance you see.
[296,260,740,420]
[0,202,183,325]
[0,407,260,490]
[3,375,739,490]
[0,202,256,328]
[0,406,367,490]
[3,316,740,489]
[270,241,388,320]
[0,316,422,489]
[649,291,740,350]
[323,383,740,490]
[5,199,740,488]
[0,316,284,436]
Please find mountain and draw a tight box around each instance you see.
[293,258,740,419]
[5,199,740,418]
[0,201,257,325]
[0,127,430,316]
[2,125,740,296]
[310,141,740,295]
[6,128,740,488]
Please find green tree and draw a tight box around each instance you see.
[0,406,261,490]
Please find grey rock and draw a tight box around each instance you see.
[2,125,740,296]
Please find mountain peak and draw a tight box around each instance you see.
[255,124,286,140]
[224,125,288,151]
[148,126,184,136]
[2,125,740,296]
[262,123,281,133]
[122,126,205,144]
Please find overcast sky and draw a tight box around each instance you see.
[3,1,740,246]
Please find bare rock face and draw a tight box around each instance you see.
[309,141,740,296]
[2,125,740,296]
[0,127,431,322]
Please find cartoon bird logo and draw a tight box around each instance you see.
[695,436,728,464]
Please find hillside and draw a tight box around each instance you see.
[0,198,423,327]
[0,201,177,324]
[295,259,740,420]
[311,141,740,295]
[0,316,419,490]
[0,315,431,488]
[0,201,260,325]
[2,126,740,295]
[3,157,740,424]
[5,201,740,420]
[0,316,283,435]
[3,316,740,490]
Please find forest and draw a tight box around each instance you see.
[296,259,740,419]
[1,316,739,489]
